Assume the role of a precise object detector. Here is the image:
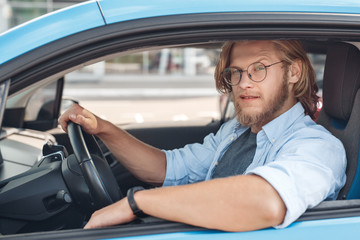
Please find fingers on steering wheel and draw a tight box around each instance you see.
[59,104,87,133]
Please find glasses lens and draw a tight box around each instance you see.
[223,68,241,86]
[248,62,266,82]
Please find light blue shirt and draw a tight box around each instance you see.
[163,102,346,228]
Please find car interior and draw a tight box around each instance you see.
[317,42,360,200]
[1,39,360,237]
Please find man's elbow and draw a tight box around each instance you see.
[223,204,286,232]
[262,190,287,227]
[265,199,286,226]
[224,191,286,232]
[256,175,287,227]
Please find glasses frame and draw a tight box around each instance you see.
[222,60,284,86]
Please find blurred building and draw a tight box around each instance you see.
[0,0,85,33]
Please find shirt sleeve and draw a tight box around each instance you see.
[248,134,347,228]
[163,118,237,186]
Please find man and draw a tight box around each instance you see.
[58,40,346,231]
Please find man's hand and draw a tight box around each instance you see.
[84,197,136,229]
[58,104,103,135]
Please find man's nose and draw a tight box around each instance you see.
[237,72,254,89]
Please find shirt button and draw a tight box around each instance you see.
[231,137,234,141]
[215,162,219,166]
[272,139,275,143]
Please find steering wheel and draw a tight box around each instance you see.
[67,121,122,209]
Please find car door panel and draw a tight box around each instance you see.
[126,121,221,150]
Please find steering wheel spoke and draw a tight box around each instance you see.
[67,122,122,209]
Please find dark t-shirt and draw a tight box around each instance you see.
[211,128,257,179]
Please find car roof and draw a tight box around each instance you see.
[100,0,360,24]
[1,0,360,66]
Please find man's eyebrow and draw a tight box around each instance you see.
[229,56,272,69]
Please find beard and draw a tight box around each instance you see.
[234,74,289,130]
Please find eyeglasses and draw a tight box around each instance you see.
[222,61,284,86]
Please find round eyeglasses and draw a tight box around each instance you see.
[222,61,284,86]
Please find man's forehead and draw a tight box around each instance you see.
[230,41,278,60]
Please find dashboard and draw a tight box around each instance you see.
[0,127,56,181]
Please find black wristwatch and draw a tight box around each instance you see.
[127,186,147,218]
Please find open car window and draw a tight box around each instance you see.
[63,47,222,126]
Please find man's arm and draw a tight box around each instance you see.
[84,174,286,232]
[95,120,167,185]
[58,104,167,185]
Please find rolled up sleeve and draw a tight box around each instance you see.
[248,137,346,228]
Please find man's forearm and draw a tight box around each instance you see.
[96,119,167,185]
[135,175,286,231]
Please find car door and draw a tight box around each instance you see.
[1,0,360,238]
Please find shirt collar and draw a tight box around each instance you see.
[260,102,305,144]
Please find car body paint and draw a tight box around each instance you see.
[0,1,105,65]
[98,0,360,24]
[104,217,360,240]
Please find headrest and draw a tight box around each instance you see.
[322,42,360,121]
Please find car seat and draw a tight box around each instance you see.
[317,42,360,200]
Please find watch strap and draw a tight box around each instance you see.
[127,186,147,218]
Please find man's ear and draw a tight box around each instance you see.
[288,59,302,84]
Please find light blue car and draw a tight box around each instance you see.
[1,0,360,239]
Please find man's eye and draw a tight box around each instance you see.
[254,65,265,71]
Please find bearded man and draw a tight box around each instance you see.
[59,40,346,231]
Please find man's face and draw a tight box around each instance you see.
[230,41,296,132]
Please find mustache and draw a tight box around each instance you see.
[233,91,262,99]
